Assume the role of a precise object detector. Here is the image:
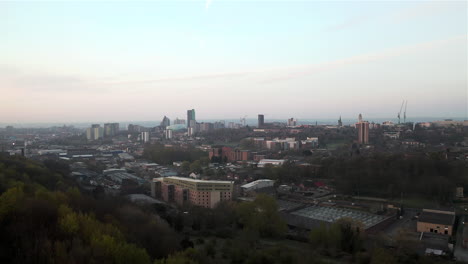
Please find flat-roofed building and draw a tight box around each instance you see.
[417,208,455,235]
[152,177,233,208]
[258,159,285,168]
[241,179,275,193]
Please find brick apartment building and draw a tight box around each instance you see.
[151,177,234,208]
[209,146,251,162]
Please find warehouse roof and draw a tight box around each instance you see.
[418,212,455,226]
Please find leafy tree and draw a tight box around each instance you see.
[189,161,202,174]
[236,194,287,238]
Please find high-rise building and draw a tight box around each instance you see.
[164,129,173,139]
[287,118,297,126]
[104,123,119,137]
[160,116,171,128]
[199,122,213,132]
[187,109,196,127]
[187,127,195,137]
[86,124,104,140]
[356,114,369,144]
[258,114,265,128]
[174,118,186,125]
[214,121,225,129]
[141,131,150,143]
[338,116,343,127]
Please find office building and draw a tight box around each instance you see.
[174,118,186,125]
[164,129,173,139]
[287,118,297,127]
[338,116,343,127]
[128,124,144,133]
[187,127,195,137]
[161,116,171,128]
[141,132,150,143]
[258,114,265,128]
[187,109,196,127]
[199,122,214,133]
[104,123,119,137]
[86,124,104,140]
[152,177,234,208]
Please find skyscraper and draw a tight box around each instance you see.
[258,114,264,128]
[338,116,343,127]
[141,132,150,143]
[187,109,196,127]
[164,129,173,139]
[86,124,104,140]
[104,123,119,137]
[174,118,186,125]
[356,114,369,144]
[287,118,297,126]
[161,116,170,128]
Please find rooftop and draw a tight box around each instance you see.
[418,211,455,226]
[241,179,275,189]
[291,205,387,229]
[155,176,233,184]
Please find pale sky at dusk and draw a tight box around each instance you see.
[1,0,467,123]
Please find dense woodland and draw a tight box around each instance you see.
[0,155,461,263]
[261,154,468,204]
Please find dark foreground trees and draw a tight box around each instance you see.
[0,156,180,264]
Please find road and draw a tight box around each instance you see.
[384,208,418,237]
[454,216,468,262]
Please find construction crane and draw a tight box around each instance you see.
[397,100,405,124]
[403,100,408,123]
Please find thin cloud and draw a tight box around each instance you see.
[102,71,251,86]
[0,67,108,93]
[99,35,466,87]
[261,34,467,83]
[326,1,462,32]
[389,1,455,24]
[206,0,213,10]
[326,14,371,32]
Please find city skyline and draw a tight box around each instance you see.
[1,0,466,123]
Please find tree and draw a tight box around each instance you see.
[181,161,190,172]
[236,194,287,238]
[189,161,202,174]
[370,248,397,264]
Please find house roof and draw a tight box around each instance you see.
[418,212,455,226]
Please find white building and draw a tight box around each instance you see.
[141,132,150,143]
[258,159,285,168]
[241,179,275,193]
[165,129,173,139]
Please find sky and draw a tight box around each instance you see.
[0,0,467,123]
